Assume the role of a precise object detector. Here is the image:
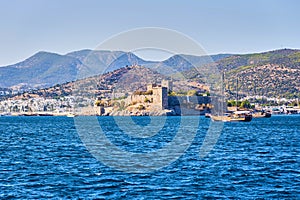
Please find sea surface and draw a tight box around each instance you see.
[0,115,299,199]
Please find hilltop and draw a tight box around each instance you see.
[0,51,82,89]
[0,50,148,89]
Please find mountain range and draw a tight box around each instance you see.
[1,48,300,99]
[0,50,230,89]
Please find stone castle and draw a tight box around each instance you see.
[130,80,172,110]
[80,79,211,116]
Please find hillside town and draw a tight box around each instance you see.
[0,79,212,116]
[0,78,299,116]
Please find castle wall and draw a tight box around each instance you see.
[168,96,211,106]
[80,106,105,116]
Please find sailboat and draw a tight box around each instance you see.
[211,110,252,122]
[210,73,252,122]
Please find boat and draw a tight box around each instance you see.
[210,74,252,122]
[23,113,38,116]
[66,113,76,117]
[37,112,53,116]
[252,110,271,118]
[211,110,252,122]
[285,107,300,114]
[205,113,211,118]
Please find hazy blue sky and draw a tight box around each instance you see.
[0,0,299,65]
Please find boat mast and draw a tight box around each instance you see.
[222,71,225,115]
[236,78,239,111]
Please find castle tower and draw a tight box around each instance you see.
[152,86,168,109]
[161,80,173,92]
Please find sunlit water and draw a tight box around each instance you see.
[0,115,299,199]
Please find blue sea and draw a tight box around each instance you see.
[0,115,299,199]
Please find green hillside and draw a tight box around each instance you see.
[219,49,300,99]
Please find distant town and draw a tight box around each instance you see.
[0,77,299,117]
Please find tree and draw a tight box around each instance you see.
[95,100,102,106]
[144,97,151,103]
[168,91,176,96]
[240,100,251,108]
[113,102,120,108]
[138,104,145,110]
[187,90,197,96]
[120,101,125,110]
[227,100,236,107]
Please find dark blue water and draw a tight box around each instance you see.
[0,115,299,199]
